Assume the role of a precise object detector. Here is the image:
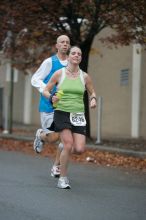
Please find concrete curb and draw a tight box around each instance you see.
[0,134,34,141]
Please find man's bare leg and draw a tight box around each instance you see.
[33,129,59,153]
[41,131,59,143]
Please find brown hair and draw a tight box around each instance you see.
[67,45,81,55]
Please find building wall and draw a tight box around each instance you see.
[12,72,25,123]
[31,87,40,126]
[0,62,5,87]
[89,28,133,139]
[0,31,145,139]
[0,61,25,126]
[0,61,5,127]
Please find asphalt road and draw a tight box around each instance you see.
[0,150,146,220]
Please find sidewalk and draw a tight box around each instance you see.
[0,123,146,159]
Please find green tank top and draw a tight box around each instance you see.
[56,67,85,113]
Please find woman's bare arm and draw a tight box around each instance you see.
[84,72,97,108]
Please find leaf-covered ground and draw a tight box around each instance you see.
[0,137,146,172]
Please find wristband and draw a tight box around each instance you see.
[50,94,53,104]
[50,92,56,104]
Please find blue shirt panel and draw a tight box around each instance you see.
[39,55,66,112]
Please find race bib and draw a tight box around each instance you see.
[70,113,86,126]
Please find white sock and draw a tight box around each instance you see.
[58,142,64,150]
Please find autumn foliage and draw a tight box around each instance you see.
[0,137,146,172]
[0,0,146,71]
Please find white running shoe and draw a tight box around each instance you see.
[57,177,71,189]
[51,165,60,178]
[33,129,44,153]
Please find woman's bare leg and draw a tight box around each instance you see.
[59,129,73,177]
[72,133,86,154]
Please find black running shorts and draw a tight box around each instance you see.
[54,110,86,135]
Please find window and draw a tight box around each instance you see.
[120,69,129,86]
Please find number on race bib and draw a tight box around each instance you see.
[70,113,86,126]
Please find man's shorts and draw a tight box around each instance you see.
[54,110,86,135]
[40,112,54,134]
